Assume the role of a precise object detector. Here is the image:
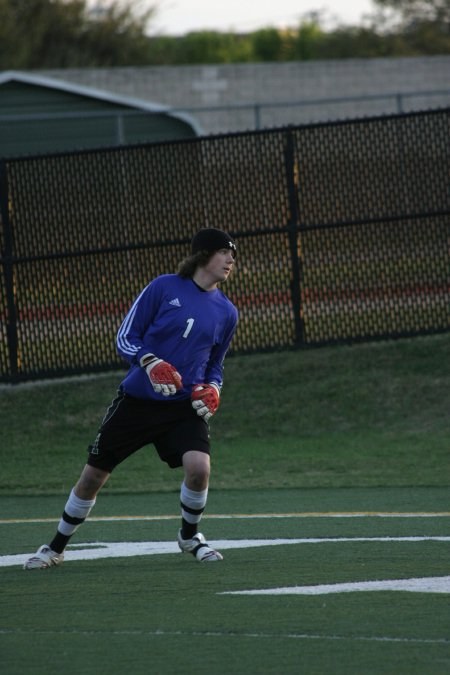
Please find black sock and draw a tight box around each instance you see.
[181,518,198,540]
[49,532,72,554]
[49,490,96,555]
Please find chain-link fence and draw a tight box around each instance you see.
[1,108,449,383]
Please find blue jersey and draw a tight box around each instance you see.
[117,274,238,401]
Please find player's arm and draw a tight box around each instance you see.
[116,281,182,396]
[191,311,238,421]
[116,284,154,365]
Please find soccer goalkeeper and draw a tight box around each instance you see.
[24,228,238,569]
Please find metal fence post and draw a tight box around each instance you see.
[254,103,261,130]
[116,114,125,145]
[0,161,19,381]
[283,128,304,346]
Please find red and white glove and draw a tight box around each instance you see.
[140,354,182,396]
[191,383,220,422]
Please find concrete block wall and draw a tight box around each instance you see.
[39,56,450,134]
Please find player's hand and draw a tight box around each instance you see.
[141,355,182,396]
[191,383,220,422]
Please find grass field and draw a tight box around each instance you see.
[1,335,449,673]
[1,489,449,674]
[2,333,449,494]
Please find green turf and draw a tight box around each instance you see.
[1,333,449,494]
[1,489,449,675]
[1,336,449,673]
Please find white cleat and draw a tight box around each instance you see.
[177,531,223,562]
[23,545,64,570]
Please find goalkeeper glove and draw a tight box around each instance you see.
[191,383,220,422]
[140,354,182,396]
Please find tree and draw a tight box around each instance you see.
[0,0,448,70]
[373,0,450,25]
[251,28,284,61]
[0,0,156,68]
[293,20,324,60]
[371,0,450,55]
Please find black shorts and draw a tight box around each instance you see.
[86,389,210,472]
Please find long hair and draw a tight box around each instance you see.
[177,250,213,278]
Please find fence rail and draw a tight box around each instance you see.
[174,88,450,132]
[0,107,449,383]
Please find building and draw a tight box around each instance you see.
[0,71,201,157]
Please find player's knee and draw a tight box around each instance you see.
[183,453,210,490]
[75,466,109,500]
[188,470,209,491]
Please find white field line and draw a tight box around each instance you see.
[220,576,450,595]
[1,511,450,525]
[3,536,450,568]
[0,627,448,645]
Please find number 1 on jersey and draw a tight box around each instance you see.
[183,318,195,338]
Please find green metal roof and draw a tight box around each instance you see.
[0,71,201,157]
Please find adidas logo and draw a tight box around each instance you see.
[169,297,181,307]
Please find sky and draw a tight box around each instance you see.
[149,0,378,35]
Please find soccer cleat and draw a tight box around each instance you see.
[177,530,223,562]
[23,545,64,570]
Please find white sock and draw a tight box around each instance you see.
[57,488,96,536]
[180,483,208,534]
